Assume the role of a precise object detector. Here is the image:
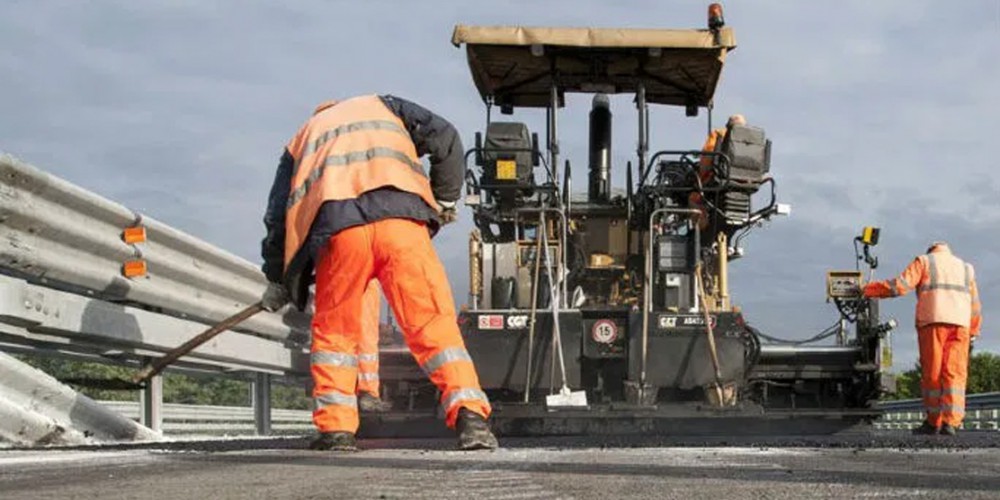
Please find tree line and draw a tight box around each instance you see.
[14,350,1000,405]
[889,351,1000,400]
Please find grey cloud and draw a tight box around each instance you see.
[1,1,997,372]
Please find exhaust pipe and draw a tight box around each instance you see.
[588,93,612,203]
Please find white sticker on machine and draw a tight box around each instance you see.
[591,319,618,343]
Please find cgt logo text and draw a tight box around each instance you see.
[478,314,529,330]
[658,315,717,329]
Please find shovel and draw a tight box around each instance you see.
[538,213,588,410]
[61,302,265,391]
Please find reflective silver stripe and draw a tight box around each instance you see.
[304,120,407,158]
[919,284,969,293]
[940,404,965,414]
[293,120,409,179]
[941,387,965,397]
[889,278,908,296]
[923,389,941,398]
[358,373,379,381]
[421,347,473,376]
[358,354,379,363]
[311,351,358,368]
[928,253,938,287]
[314,391,358,410]
[287,147,426,209]
[441,388,489,411]
[917,254,969,294]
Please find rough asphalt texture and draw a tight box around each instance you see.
[1,433,998,499]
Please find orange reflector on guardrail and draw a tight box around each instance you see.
[122,260,147,278]
[123,227,147,244]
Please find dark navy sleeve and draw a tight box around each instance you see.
[261,149,294,283]
[379,94,465,203]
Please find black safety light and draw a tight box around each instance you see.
[685,97,699,117]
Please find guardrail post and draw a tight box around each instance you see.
[140,372,163,432]
[252,372,272,435]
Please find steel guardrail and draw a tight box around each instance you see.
[877,392,1000,431]
[879,392,1000,411]
[0,153,313,378]
[0,153,310,343]
[97,401,313,436]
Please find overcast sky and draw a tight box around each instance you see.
[1,0,997,372]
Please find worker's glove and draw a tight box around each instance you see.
[437,200,458,226]
[261,282,290,312]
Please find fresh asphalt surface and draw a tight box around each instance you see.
[2,432,999,499]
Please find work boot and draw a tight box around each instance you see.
[939,424,958,436]
[309,432,357,451]
[455,407,499,451]
[911,421,939,435]
[358,392,392,413]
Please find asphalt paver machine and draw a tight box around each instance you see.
[374,8,897,437]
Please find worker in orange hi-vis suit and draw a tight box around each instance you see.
[259,95,497,452]
[690,114,746,229]
[864,242,982,436]
[356,280,391,412]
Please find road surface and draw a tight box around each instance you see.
[1,434,998,499]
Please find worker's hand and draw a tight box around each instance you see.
[437,200,458,226]
[439,208,458,225]
[261,282,290,312]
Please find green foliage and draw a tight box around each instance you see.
[272,383,312,410]
[886,350,1000,400]
[14,355,140,402]
[967,351,1000,393]
[12,354,311,409]
[891,365,922,400]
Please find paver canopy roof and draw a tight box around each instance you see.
[451,25,736,108]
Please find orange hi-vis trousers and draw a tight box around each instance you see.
[310,218,492,434]
[918,324,970,428]
[358,280,381,397]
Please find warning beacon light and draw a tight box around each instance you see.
[708,3,725,30]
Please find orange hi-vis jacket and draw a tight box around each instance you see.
[282,95,438,273]
[864,245,982,336]
[698,127,727,180]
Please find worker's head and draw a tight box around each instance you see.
[926,241,949,253]
[727,114,746,127]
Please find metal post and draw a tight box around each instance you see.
[717,232,729,311]
[549,83,559,179]
[140,371,163,432]
[636,83,649,183]
[252,372,272,435]
[642,208,702,390]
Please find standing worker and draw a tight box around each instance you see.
[863,241,982,436]
[259,94,498,451]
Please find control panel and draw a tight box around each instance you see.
[826,270,863,299]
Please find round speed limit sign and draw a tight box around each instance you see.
[591,319,618,344]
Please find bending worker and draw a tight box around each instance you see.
[863,241,982,436]
[259,94,497,451]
